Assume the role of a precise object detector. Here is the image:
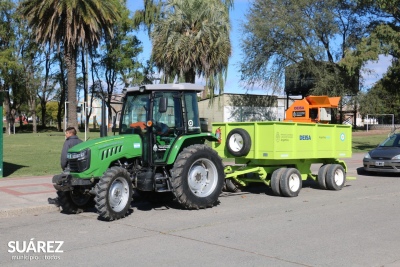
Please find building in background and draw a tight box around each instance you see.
[198,92,300,131]
[77,94,123,130]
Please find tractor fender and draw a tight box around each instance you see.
[166,133,218,165]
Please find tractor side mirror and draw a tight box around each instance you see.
[159,97,168,113]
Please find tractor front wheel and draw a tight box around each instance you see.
[95,167,133,221]
[171,144,225,209]
[57,189,94,214]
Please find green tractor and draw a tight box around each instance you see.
[52,83,225,220]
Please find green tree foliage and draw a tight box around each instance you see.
[36,101,59,125]
[341,0,400,75]
[0,0,42,133]
[133,0,163,34]
[134,0,233,97]
[19,0,122,131]
[0,0,19,79]
[37,46,58,129]
[343,1,400,121]
[150,0,231,97]
[240,0,367,97]
[96,4,144,125]
[358,60,400,122]
[0,0,20,133]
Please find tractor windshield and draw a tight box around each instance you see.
[120,94,150,134]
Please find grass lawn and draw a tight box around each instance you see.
[0,128,391,178]
[2,130,109,178]
[352,132,388,153]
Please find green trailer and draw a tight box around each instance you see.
[212,121,352,197]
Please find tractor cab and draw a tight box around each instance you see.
[120,83,203,166]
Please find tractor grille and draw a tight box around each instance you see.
[101,145,123,160]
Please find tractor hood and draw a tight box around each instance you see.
[68,134,143,178]
[69,135,142,153]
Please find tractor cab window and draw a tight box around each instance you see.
[152,92,179,136]
[184,92,201,134]
[120,94,150,134]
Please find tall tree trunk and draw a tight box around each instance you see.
[65,46,79,131]
[81,48,90,132]
[28,97,37,133]
[184,69,196,83]
[57,90,66,132]
[57,52,66,131]
[3,90,10,134]
[41,103,46,127]
[3,90,14,134]
[40,48,52,128]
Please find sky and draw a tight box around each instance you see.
[127,1,391,96]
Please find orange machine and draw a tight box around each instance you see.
[284,95,340,123]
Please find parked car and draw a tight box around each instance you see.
[363,133,400,173]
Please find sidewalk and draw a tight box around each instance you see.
[0,153,366,219]
[0,175,59,218]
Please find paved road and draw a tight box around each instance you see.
[1,153,400,267]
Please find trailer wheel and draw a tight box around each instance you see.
[95,167,133,221]
[279,168,302,197]
[226,128,252,157]
[171,144,225,209]
[326,164,346,190]
[317,164,330,190]
[57,189,94,214]
[271,168,286,196]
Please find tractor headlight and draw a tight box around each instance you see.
[68,149,89,160]
[67,148,91,172]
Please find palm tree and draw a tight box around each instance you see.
[18,0,122,131]
[141,0,232,96]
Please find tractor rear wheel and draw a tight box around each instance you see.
[171,144,225,209]
[95,167,133,221]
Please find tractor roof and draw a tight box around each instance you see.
[125,83,205,93]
